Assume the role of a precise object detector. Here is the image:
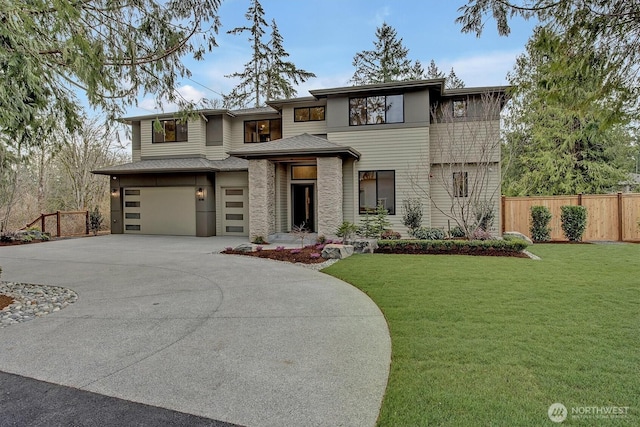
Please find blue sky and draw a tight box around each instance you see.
[133,0,538,115]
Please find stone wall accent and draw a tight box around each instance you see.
[317,157,343,237]
[248,159,276,240]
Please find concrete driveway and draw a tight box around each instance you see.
[0,235,390,427]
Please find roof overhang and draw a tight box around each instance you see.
[309,79,446,98]
[228,133,361,160]
[92,156,248,175]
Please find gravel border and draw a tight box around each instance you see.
[0,282,78,328]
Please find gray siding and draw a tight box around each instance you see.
[329,127,430,236]
[430,120,501,164]
[281,105,327,138]
[428,164,501,235]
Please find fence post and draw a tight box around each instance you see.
[577,193,583,206]
[85,210,90,235]
[501,195,506,234]
[56,211,61,237]
[618,192,623,242]
[41,214,45,233]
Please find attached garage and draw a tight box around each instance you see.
[123,187,196,235]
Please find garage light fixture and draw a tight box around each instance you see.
[196,187,205,201]
[111,188,119,197]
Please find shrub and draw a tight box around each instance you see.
[530,205,552,242]
[358,203,391,238]
[449,225,466,239]
[402,199,423,237]
[89,206,104,236]
[561,205,588,241]
[255,246,263,252]
[336,221,359,242]
[470,229,493,240]
[316,235,326,244]
[474,201,495,231]
[381,230,401,240]
[310,253,321,259]
[413,227,445,240]
[275,246,285,251]
[376,239,529,255]
[252,235,267,244]
[291,222,311,247]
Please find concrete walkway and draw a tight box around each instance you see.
[0,235,390,427]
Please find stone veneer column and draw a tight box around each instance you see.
[316,157,343,237]
[248,159,276,240]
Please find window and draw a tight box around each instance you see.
[291,165,317,180]
[294,106,325,122]
[152,119,188,143]
[453,100,467,118]
[453,172,468,197]
[349,95,403,126]
[359,171,395,214]
[244,119,282,142]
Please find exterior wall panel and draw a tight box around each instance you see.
[281,105,327,138]
[329,127,430,236]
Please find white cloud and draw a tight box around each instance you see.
[371,6,391,26]
[136,85,208,114]
[440,50,525,87]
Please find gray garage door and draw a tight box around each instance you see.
[123,187,196,236]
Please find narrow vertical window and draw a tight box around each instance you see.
[453,172,468,197]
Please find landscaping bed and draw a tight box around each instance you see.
[375,239,530,257]
[222,244,329,264]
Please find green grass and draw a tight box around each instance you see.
[323,244,640,426]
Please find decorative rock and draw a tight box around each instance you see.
[503,231,533,244]
[233,243,255,253]
[0,282,77,328]
[346,238,379,254]
[321,244,354,260]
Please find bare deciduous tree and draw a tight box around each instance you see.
[408,91,506,237]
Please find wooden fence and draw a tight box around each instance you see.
[501,193,640,242]
[22,210,89,237]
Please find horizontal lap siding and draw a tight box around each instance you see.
[329,127,429,236]
[430,121,500,164]
[281,106,327,138]
[429,164,501,235]
[140,119,205,158]
[132,149,141,162]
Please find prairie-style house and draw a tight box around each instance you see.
[94,79,506,239]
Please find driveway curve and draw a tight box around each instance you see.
[0,235,390,427]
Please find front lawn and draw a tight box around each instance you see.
[323,244,639,426]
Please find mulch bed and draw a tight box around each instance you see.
[223,246,328,264]
[0,295,14,310]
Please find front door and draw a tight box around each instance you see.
[292,184,314,232]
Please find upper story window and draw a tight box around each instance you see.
[152,119,188,143]
[453,100,467,118]
[294,106,325,122]
[349,94,403,126]
[244,119,282,143]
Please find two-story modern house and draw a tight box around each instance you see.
[94,79,506,240]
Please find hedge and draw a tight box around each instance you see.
[376,239,529,255]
